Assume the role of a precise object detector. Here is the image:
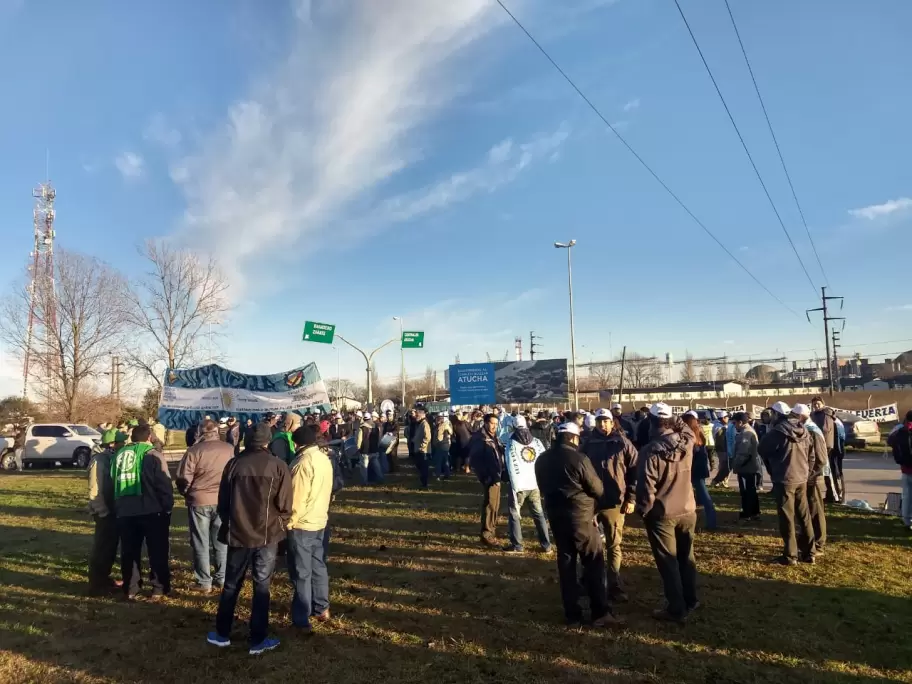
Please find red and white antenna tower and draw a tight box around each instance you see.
[23,181,57,399]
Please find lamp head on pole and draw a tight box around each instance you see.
[554,239,577,249]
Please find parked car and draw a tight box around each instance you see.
[836,412,883,449]
[10,423,102,470]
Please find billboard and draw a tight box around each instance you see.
[448,359,569,405]
[158,362,331,430]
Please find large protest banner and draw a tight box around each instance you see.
[158,362,331,430]
[448,359,569,405]
[834,403,899,423]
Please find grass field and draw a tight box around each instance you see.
[1,456,911,684]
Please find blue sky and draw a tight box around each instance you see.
[1,0,910,396]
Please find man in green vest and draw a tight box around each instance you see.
[87,429,127,595]
[111,424,174,601]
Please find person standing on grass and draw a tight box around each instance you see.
[682,412,716,531]
[580,408,638,602]
[502,415,552,554]
[710,412,732,488]
[87,429,126,595]
[286,425,334,634]
[411,407,432,488]
[758,403,816,566]
[731,413,761,522]
[472,413,507,548]
[887,410,912,533]
[793,404,829,556]
[811,396,841,503]
[209,423,292,655]
[111,425,174,601]
[535,422,621,628]
[357,411,383,485]
[406,408,418,462]
[270,413,302,466]
[176,419,234,595]
[450,409,472,474]
[432,413,453,480]
[636,404,699,624]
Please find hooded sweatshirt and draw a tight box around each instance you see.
[758,416,811,486]
[731,425,760,475]
[635,424,696,521]
[270,414,302,465]
[581,428,638,510]
[505,427,545,492]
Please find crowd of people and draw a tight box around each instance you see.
[81,395,912,656]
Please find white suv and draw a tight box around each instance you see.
[21,423,101,469]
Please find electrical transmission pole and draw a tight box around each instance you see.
[806,286,844,396]
[529,331,542,361]
[831,327,842,389]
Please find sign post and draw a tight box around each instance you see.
[402,331,425,349]
[302,321,336,344]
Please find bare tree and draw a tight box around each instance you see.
[731,361,744,381]
[623,353,662,388]
[699,361,715,383]
[588,362,620,389]
[1,249,128,420]
[124,239,230,390]
[717,357,730,381]
[681,353,697,383]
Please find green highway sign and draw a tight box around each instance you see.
[402,331,425,349]
[302,321,336,344]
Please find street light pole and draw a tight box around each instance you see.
[336,334,398,407]
[393,316,405,409]
[554,240,579,410]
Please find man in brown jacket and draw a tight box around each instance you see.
[177,419,234,593]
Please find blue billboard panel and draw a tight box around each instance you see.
[448,363,496,405]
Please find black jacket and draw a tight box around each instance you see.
[635,418,652,449]
[535,443,604,523]
[636,425,696,521]
[451,418,472,451]
[470,431,506,487]
[758,416,812,487]
[186,424,198,448]
[217,446,292,548]
[580,429,638,510]
[529,419,552,450]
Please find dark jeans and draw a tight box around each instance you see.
[772,483,814,560]
[432,448,451,478]
[88,514,119,591]
[480,482,501,542]
[828,448,845,500]
[287,529,330,628]
[118,513,171,596]
[692,479,717,530]
[737,473,760,518]
[215,545,278,645]
[416,452,430,487]
[711,454,731,486]
[806,479,827,553]
[550,516,609,623]
[595,507,625,593]
[644,514,698,618]
[188,504,228,589]
[506,487,551,551]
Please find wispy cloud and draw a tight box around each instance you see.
[849,197,912,220]
[114,152,145,180]
[374,124,569,224]
[622,97,640,112]
[171,0,504,292]
[143,113,182,148]
[885,304,912,312]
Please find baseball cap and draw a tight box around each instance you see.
[356,410,363,417]
[770,401,791,415]
[584,414,595,429]
[114,431,129,443]
[558,422,580,435]
[219,417,228,424]
[683,410,698,419]
[101,429,117,445]
[594,408,612,419]
[791,403,810,418]
[611,402,623,410]
[718,410,729,418]
[514,415,527,428]
[649,402,673,418]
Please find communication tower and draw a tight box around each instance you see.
[23,182,57,399]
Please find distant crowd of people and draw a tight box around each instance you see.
[81,395,912,656]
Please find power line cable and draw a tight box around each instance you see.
[723,0,829,287]
[672,0,818,296]
[493,0,801,319]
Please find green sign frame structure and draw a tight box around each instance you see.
[401,331,425,349]
[302,321,336,344]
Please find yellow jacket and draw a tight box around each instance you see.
[287,445,334,532]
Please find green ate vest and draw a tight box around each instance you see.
[111,442,154,499]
